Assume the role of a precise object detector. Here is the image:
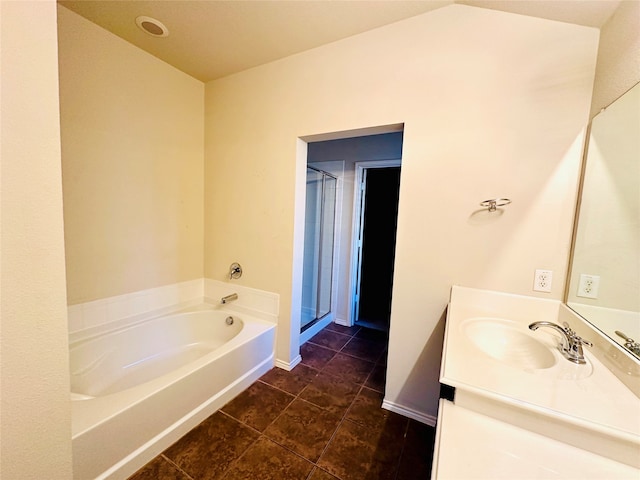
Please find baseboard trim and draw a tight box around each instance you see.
[333,317,349,327]
[274,355,302,371]
[382,399,437,427]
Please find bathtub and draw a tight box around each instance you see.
[70,303,275,480]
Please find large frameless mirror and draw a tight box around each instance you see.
[567,81,640,359]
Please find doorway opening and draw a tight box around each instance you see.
[291,125,403,365]
[351,162,401,332]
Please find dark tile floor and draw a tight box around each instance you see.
[129,322,436,480]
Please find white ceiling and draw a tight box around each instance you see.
[59,0,621,82]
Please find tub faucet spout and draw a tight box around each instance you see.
[221,293,238,304]
[529,321,591,364]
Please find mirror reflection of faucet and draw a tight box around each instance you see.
[615,331,640,357]
[529,321,592,364]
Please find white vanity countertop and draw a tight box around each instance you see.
[434,286,640,476]
[443,309,639,438]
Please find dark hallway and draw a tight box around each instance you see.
[356,167,401,332]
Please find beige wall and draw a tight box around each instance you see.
[204,4,598,419]
[58,6,205,305]
[0,1,73,477]
[590,0,640,117]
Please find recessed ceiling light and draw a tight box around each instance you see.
[135,16,169,37]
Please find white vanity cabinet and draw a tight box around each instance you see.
[431,286,640,479]
[433,400,638,479]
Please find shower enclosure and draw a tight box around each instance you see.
[301,167,337,331]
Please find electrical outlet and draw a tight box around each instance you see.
[533,269,553,293]
[577,274,600,299]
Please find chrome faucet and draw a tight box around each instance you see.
[221,293,238,304]
[529,321,592,364]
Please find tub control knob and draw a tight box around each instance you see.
[229,263,242,280]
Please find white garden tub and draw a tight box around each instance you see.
[70,303,275,479]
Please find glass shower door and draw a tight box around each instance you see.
[301,167,337,331]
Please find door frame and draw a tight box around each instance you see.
[348,159,402,327]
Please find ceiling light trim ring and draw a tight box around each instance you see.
[135,16,169,38]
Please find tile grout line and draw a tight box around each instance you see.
[262,331,361,480]
[305,327,387,400]
[159,454,196,480]
[312,325,394,479]
[256,390,331,479]
[313,379,367,480]
[254,352,350,473]
[308,333,386,365]
[301,328,365,480]
[215,409,267,479]
[215,408,315,480]
[391,419,413,480]
[218,409,266,437]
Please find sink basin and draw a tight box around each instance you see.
[461,317,557,371]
